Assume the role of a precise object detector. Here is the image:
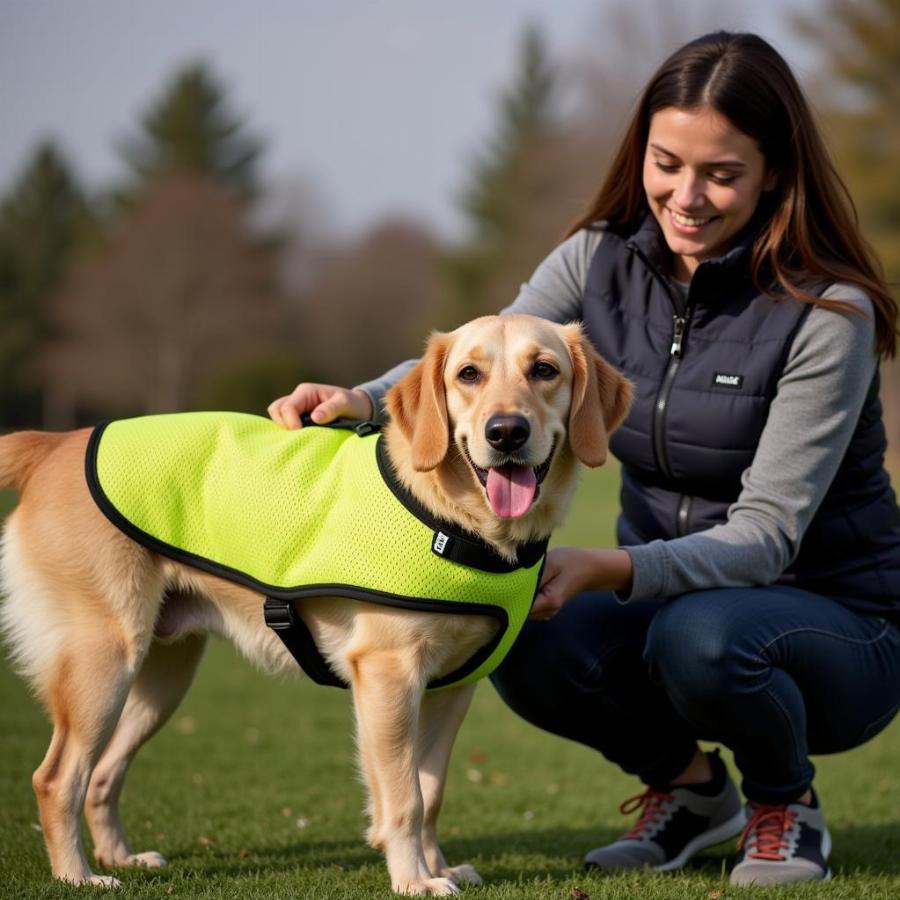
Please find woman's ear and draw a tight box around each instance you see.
[385,332,451,471]
[565,327,633,468]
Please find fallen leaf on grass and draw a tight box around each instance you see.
[176,716,197,735]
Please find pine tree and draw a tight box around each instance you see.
[461,24,560,244]
[797,0,900,279]
[447,24,570,319]
[795,0,900,458]
[121,63,262,196]
[0,142,91,427]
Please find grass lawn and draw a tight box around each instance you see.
[2,472,899,899]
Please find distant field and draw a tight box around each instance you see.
[2,464,899,899]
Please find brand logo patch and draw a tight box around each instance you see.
[713,372,744,389]
[433,531,451,556]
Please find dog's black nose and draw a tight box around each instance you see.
[485,414,530,453]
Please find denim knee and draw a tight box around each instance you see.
[644,590,756,708]
[492,591,655,716]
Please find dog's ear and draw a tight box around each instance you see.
[385,331,451,471]
[564,326,633,468]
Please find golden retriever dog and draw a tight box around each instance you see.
[0,314,631,895]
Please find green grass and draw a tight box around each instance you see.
[0,489,17,520]
[2,471,900,899]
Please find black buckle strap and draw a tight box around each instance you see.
[263,598,346,688]
[298,413,380,436]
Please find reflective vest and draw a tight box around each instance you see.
[86,412,547,688]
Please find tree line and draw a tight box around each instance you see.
[1,2,897,457]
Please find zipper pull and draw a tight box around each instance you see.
[670,315,686,357]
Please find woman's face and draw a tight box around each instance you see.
[643,105,775,281]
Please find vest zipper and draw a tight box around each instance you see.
[653,309,692,479]
[676,494,692,536]
[625,241,695,481]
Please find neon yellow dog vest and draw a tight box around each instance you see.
[86,412,546,689]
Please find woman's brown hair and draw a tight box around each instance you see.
[567,31,898,357]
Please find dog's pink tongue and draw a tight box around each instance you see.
[486,465,537,519]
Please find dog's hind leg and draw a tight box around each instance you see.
[85,631,207,870]
[351,649,460,897]
[31,618,139,886]
[417,683,482,887]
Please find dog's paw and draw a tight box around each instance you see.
[441,864,482,885]
[125,851,167,869]
[86,875,122,888]
[396,876,461,896]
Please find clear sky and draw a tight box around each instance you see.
[0,0,821,241]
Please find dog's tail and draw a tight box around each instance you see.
[0,431,66,491]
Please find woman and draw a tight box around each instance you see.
[268,32,900,886]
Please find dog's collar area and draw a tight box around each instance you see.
[375,436,548,572]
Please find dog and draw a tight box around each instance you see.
[0,314,631,896]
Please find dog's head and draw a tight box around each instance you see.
[385,315,632,540]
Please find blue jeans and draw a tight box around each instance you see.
[490,587,900,805]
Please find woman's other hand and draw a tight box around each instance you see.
[267,384,374,429]
[530,547,633,620]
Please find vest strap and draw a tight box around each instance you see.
[264,597,346,688]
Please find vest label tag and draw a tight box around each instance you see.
[713,372,744,389]
[433,531,452,556]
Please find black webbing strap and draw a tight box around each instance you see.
[263,597,346,688]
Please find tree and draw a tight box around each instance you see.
[0,142,92,428]
[796,0,900,277]
[44,173,281,425]
[120,62,262,196]
[447,23,573,319]
[297,218,443,387]
[795,0,900,459]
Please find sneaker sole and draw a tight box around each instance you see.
[654,808,748,872]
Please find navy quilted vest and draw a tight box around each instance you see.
[582,214,900,620]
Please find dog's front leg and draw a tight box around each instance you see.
[351,650,460,896]
[418,683,482,887]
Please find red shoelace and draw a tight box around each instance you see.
[739,804,798,860]
[619,788,675,839]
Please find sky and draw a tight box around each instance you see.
[0,0,823,242]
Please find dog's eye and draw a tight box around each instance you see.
[458,365,481,384]
[531,361,559,380]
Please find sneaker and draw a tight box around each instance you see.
[730,791,832,885]
[584,750,746,872]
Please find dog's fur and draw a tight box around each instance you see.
[0,315,631,896]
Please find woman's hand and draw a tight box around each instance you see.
[267,383,374,430]
[530,547,633,620]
